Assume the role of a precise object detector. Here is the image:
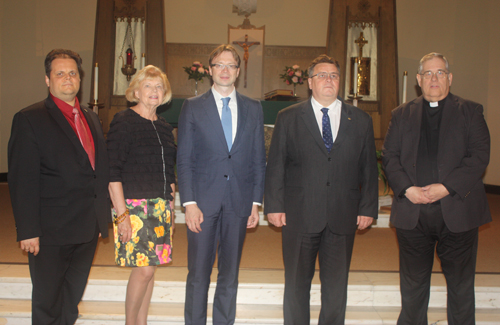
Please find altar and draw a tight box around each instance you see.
[157,97,298,127]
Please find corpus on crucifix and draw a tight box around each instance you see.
[233,34,260,88]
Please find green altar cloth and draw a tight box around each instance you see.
[157,97,303,127]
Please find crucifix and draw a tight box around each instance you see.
[355,32,368,60]
[350,31,371,97]
[233,34,260,88]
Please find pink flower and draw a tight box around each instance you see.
[286,80,291,85]
[156,244,172,264]
[288,70,294,77]
[299,78,303,83]
[292,65,300,70]
[295,70,302,77]
[292,76,298,83]
[126,199,146,214]
[191,66,197,71]
[197,67,204,73]
[193,61,201,66]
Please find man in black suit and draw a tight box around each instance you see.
[264,54,378,324]
[8,49,111,324]
[177,44,266,324]
[382,52,491,325]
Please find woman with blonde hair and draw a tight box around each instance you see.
[107,65,176,324]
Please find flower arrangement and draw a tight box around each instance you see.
[280,64,308,85]
[183,61,209,82]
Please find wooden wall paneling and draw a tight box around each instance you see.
[326,0,399,148]
[146,0,167,73]
[91,0,116,133]
[326,0,348,98]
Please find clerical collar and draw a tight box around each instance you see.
[423,95,447,109]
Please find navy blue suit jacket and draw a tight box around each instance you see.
[177,89,266,218]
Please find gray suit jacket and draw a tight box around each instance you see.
[382,93,491,232]
[176,89,266,218]
[264,97,378,234]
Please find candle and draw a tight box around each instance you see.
[402,71,408,104]
[353,60,358,94]
[94,63,98,101]
[141,53,145,70]
[126,48,133,65]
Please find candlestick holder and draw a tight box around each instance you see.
[88,100,104,115]
[347,93,363,107]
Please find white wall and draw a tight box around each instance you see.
[0,0,97,174]
[1,0,499,185]
[396,0,500,185]
[164,0,330,46]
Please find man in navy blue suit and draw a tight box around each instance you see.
[177,44,266,325]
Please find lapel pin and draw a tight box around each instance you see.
[348,117,351,120]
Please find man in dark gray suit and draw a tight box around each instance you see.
[264,54,378,324]
[8,49,110,324]
[382,52,491,325]
[177,44,266,325]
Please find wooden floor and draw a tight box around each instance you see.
[1,183,499,273]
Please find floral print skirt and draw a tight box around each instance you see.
[113,198,172,267]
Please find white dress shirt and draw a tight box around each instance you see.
[311,96,341,143]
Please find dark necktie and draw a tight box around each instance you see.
[321,107,333,152]
[221,97,232,150]
[73,107,95,169]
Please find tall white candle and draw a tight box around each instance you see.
[353,60,358,94]
[402,71,408,104]
[94,63,98,101]
[141,54,146,70]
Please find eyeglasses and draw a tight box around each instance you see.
[419,70,449,80]
[310,72,340,80]
[210,63,239,71]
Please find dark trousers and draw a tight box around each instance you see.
[28,225,99,325]
[282,226,355,325]
[396,205,478,325]
[184,188,249,325]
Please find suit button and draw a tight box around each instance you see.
[228,155,231,159]
[326,182,331,186]
[224,175,228,178]
[94,175,97,179]
[328,157,332,161]
[94,195,97,198]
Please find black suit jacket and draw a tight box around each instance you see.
[264,97,378,234]
[382,93,491,232]
[8,96,111,245]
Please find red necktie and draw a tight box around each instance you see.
[73,108,95,169]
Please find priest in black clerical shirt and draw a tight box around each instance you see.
[382,52,491,325]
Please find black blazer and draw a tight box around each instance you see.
[8,96,111,245]
[264,97,378,234]
[382,93,491,232]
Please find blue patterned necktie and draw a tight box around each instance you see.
[321,107,333,152]
[221,97,232,150]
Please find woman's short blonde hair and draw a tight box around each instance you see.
[125,65,172,105]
